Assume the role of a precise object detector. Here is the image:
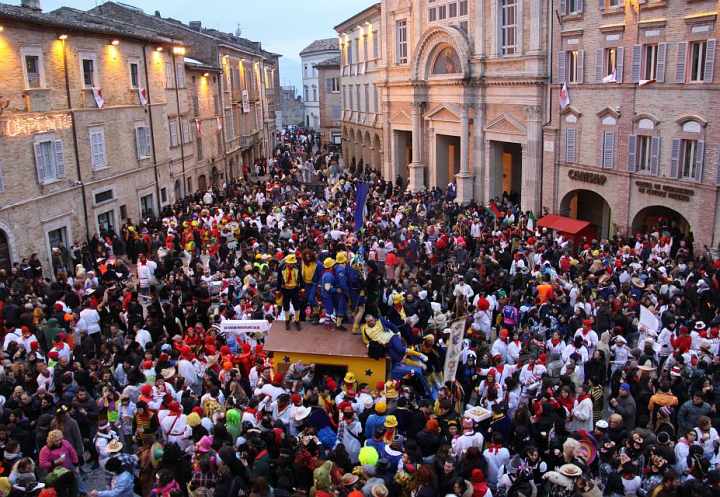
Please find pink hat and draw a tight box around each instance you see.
[462,418,474,431]
[196,435,213,453]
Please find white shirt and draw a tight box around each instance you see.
[135,328,152,350]
[137,260,157,289]
[79,308,102,335]
[452,431,484,459]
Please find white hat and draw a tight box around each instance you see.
[595,420,609,429]
[294,405,311,422]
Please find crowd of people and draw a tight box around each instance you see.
[0,127,719,497]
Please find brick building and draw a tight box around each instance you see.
[335,3,384,172]
[0,0,278,273]
[89,2,281,181]
[315,56,342,147]
[277,86,305,128]
[543,0,720,249]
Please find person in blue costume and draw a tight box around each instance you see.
[333,251,350,330]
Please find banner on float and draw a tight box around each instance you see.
[220,319,271,335]
[443,318,466,383]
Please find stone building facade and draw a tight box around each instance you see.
[316,56,342,147]
[278,86,305,127]
[376,0,547,211]
[0,1,277,273]
[335,3,384,173]
[543,0,720,249]
[300,38,340,130]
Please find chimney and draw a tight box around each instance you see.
[21,0,41,11]
[189,21,202,31]
[154,10,161,17]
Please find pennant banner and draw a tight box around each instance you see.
[92,87,104,109]
[137,87,148,106]
[443,318,466,383]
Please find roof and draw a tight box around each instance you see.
[0,3,171,43]
[184,57,220,72]
[265,321,369,358]
[537,215,592,235]
[300,37,339,56]
[334,2,381,32]
[315,55,341,68]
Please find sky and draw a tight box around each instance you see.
[40,0,376,92]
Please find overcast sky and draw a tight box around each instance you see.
[40,0,375,92]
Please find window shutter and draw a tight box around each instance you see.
[675,42,687,83]
[34,142,46,184]
[670,139,681,178]
[694,141,705,182]
[0,161,5,193]
[598,0,604,11]
[560,0,567,15]
[577,50,585,83]
[144,128,152,158]
[616,47,624,83]
[135,128,143,159]
[602,131,615,168]
[656,43,667,83]
[54,140,65,178]
[577,0,583,13]
[716,146,720,185]
[627,135,637,172]
[704,39,716,83]
[650,137,661,176]
[558,51,567,83]
[565,128,577,163]
[595,49,603,83]
[169,119,178,147]
[631,45,642,83]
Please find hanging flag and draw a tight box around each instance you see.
[195,119,202,136]
[353,181,370,233]
[638,79,655,87]
[602,68,617,83]
[216,117,223,131]
[92,87,104,108]
[527,211,536,232]
[443,318,466,383]
[559,82,570,110]
[137,87,148,106]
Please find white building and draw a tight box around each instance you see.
[300,38,339,130]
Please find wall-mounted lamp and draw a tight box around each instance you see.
[172,46,186,55]
[110,39,120,46]
[155,46,164,52]
[58,34,68,40]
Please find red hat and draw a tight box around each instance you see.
[583,319,593,327]
[142,360,153,369]
[168,401,181,413]
[30,341,39,351]
[139,384,152,397]
[375,381,385,392]
[48,351,59,360]
[220,346,231,355]
[477,297,490,311]
[192,406,204,415]
[291,393,302,405]
[272,372,283,385]
[338,401,353,413]
[326,377,337,391]
[54,303,64,311]
[205,345,217,355]
[425,419,439,432]
[56,332,66,342]
[499,329,509,338]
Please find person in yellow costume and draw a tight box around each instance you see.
[277,254,301,330]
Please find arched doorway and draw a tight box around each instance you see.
[198,175,207,192]
[632,206,690,239]
[372,134,382,174]
[228,159,235,180]
[560,189,612,239]
[0,230,11,270]
[174,179,181,201]
[211,166,220,187]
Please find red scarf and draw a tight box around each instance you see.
[486,443,503,454]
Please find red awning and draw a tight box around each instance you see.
[537,215,591,235]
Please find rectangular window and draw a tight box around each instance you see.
[637,135,652,171]
[429,7,437,22]
[449,2,458,17]
[21,47,44,89]
[129,60,140,89]
[363,36,368,61]
[681,139,698,178]
[120,205,127,220]
[606,47,617,77]
[644,44,658,81]
[356,84,361,112]
[396,20,408,64]
[160,188,168,203]
[312,85,317,102]
[438,5,447,19]
[135,125,151,159]
[374,86,379,114]
[567,0,581,14]
[169,118,179,147]
[94,189,113,204]
[500,0,518,56]
[567,50,579,83]
[33,134,65,184]
[80,54,98,88]
[602,131,615,168]
[140,194,154,219]
[373,31,379,58]
[165,62,174,88]
[48,227,68,252]
[89,126,107,170]
[690,41,707,82]
[181,120,192,144]
[564,128,577,163]
[609,0,619,6]
[197,135,203,161]
[224,110,235,140]
[364,84,370,113]
[97,210,115,234]
[459,0,468,15]
[175,63,185,88]
[328,77,340,93]
[303,86,309,102]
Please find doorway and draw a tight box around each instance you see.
[632,206,690,239]
[198,175,207,192]
[0,231,10,271]
[435,134,461,189]
[490,141,522,203]
[560,189,612,239]
[393,130,412,183]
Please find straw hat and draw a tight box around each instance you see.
[160,367,176,380]
[341,473,359,486]
[371,484,389,497]
[106,439,123,453]
[558,464,582,478]
[637,360,657,372]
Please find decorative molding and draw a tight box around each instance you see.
[410,25,471,82]
[389,109,412,125]
[424,104,461,123]
[675,114,708,127]
[596,107,621,119]
[684,12,717,24]
[599,23,626,33]
[639,18,667,29]
[484,113,527,136]
[560,29,585,37]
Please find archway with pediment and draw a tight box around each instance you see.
[410,26,471,82]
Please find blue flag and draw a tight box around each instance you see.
[354,182,370,233]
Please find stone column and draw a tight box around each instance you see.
[521,105,543,213]
[456,105,474,204]
[474,0,485,58]
[529,0,542,54]
[473,103,487,204]
[408,101,425,192]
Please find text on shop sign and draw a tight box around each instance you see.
[636,181,693,202]
[568,169,607,185]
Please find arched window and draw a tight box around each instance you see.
[431,46,461,75]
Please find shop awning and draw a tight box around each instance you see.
[537,215,591,235]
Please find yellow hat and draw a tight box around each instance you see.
[0,478,10,496]
[284,254,298,265]
[336,251,348,264]
[323,258,336,269]
[191,220,199,227]
[375,401,387,414]
[344,371,356,384]
[384,381,399,399]
[384,415,398,428]
[392,293,404,304]
[255,254,263,260]
[187,412,201,427]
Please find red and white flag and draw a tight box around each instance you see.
[137,87,148,106]
[92,87,104,108]
[216,117,222,131]
[602,68,617,83]
[559,82,570,110]
[195,119,202,136]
